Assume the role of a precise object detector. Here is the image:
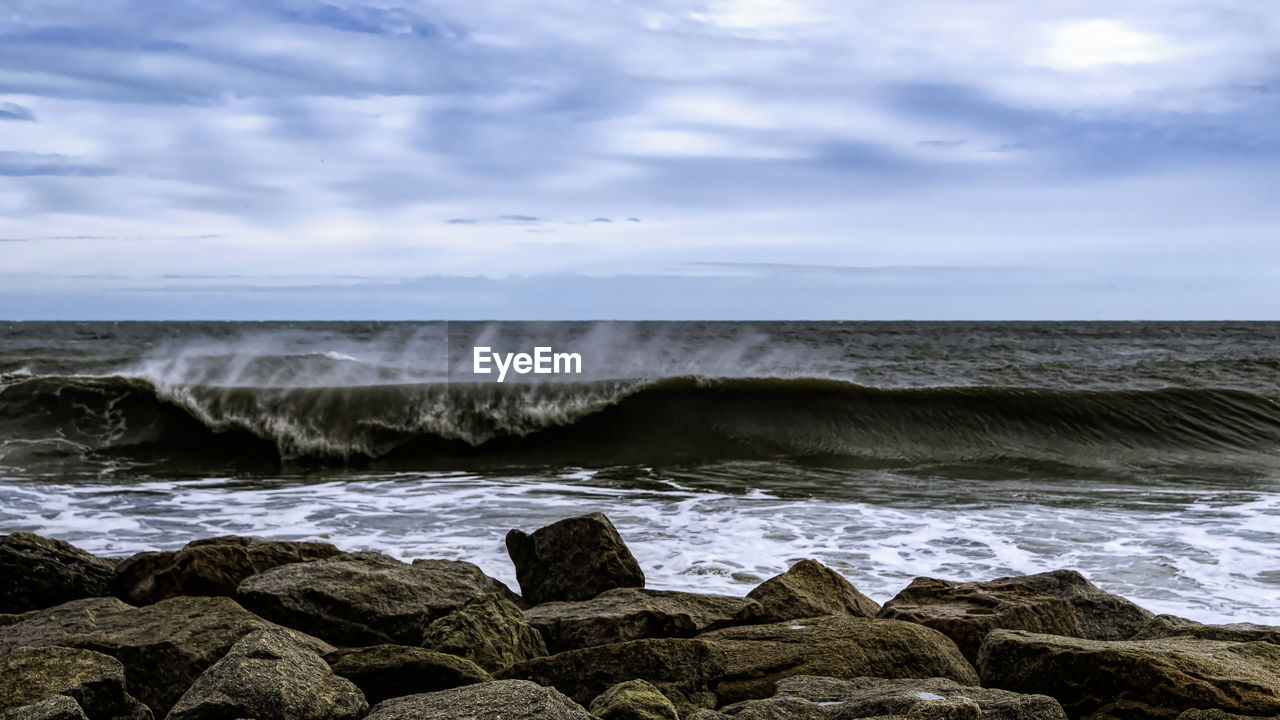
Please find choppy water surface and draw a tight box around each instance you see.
[1,322,1278,622]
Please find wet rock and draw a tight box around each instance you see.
[698,615,978,704]
[977,629,1280,720]
[505,513,644,604]
[1,533,116,613]
[524,588,762,652]
[0,696,90,720]
[747,560,879,623]
[0,646,151,720]
[421,593,546,672]
[497,638,726,714]
[0,596,328,715]
[588,680,678,720]
[1131,614,1280,644]
[167,628,366,720]
[325,645,490,704]
[114,536,340,605]
[878,569,1153,663]
[364,680,593,720]
[236,551,517,646]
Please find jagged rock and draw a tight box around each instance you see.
[497,638,726,714]
[712,675,1066,719]
[0,696,90,720]
[1,533,116,613]
[363,680,593,720]
[0,647,151,720]
[588,680,679,720]
[420,593,546,671]
[113,536,339,605]
[505,513,644,604]
[747,560,879,623]
[878,569,1153,662]
[698,615,978,704]
[0,596,329,715]
[524,588,762,652]
[236,551,517,646]
[167,628,366,720]
[978,629,1280,720]
[325,645,490,704]
[1132,614,1280,644]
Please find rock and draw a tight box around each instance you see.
[325,645,490,704]
[747,560,879,623]
[698,615,978,704]
[497,638,726,714]
[505,513,644,604]
[713,675,1066,719]
[236,551,517,646]
[0,696,90,720]
[977,629,1280,720]
[0,646,151,720]
[878,569,1153,662]
[1178,711,1280,720]
[1,533,116,613]
[113,536,340,605]
[588,680,679,720]
[363,680,593,720]
[524,588,762,652]
[1132,614,1280,644]
[420,593,546,672]
[167,628,366,720]
[0,596,329,715]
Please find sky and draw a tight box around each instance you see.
[1,0,1278,319]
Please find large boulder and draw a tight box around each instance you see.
[588,680,679,720]
[698,614,978,704]
[1131,614,1280,644]
[167,628,366,720]
[497,638,726,714]
[747,560,879,623]
[421,593,546,672]
[977,629,1280,720]
[0,646,151,720]
[364,680,593,720]
[878,569,1153,662]
[1,696,90,720]
[325,645,490,705]
[524,588,762,652]
[236,551,518,646]
[1,533,116,613]
[0,596,329,715]
[114,536,340,605]
[505,513,644,604]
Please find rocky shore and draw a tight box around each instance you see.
[2,512,1277,720]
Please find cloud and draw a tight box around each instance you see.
[0,152,112,177]
[0,101,35,121]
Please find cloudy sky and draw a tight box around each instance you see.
[1,0,1278,319]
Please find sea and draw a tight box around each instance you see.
[1,321,1277,623]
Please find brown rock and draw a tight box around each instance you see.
[1,533,116,613]
[747,560,879,623]
[325,645,490,705]
[0,647,150,720]
[364,680,594,720]
[505,513,644,604]
[0,696,90,720]
[421,593,546,672]
[588,680,679,720]
[1131,614,1280,644]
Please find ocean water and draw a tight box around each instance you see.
[1,321,1277,623]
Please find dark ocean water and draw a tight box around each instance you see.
[1,321,1277,622]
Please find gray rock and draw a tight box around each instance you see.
[1,533,116,613]
[114,536,339,605]
[505,513,644,604]
[878,569,1153,663]
[525,587,762,652]
[364,680,593,720]
[325,645,490,705]
[1131,614,1280,644]
[699,615,978,705]
[747,560,879,623]
[236,551,517,646]
[1,696,90,720]
[167,629,366,720]
[588,680,678,720]
[421,593,546,672]
[978,629,1280,720]
[0,647,150,720]
[497,638,726,714]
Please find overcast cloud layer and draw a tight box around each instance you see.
[1,0,1278,319]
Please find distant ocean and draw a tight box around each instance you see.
[1,321,1277,622]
